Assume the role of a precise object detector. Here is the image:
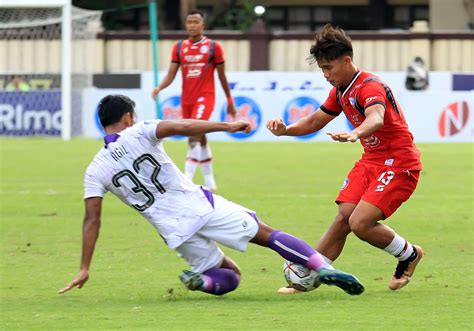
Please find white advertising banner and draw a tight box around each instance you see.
[83,72,472,142]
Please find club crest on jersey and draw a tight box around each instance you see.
[220,96,261,139]
[200,45,209,54]
[341,178,349,190]
[283,96,321,140]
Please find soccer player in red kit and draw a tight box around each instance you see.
[267,24,424,293]
[152,9,235,192]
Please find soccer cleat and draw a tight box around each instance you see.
[317,268,365,295]
[388,245,424,290]
[179,270,205,291]
[277,286,304,294]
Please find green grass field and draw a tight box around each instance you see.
[1,138,473,330]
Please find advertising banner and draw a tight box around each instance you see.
[0,91,61,136]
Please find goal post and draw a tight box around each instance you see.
[0,0,102,140]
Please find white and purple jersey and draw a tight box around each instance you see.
[84,120,214,248]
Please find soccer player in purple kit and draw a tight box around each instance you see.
[58,95,364,297]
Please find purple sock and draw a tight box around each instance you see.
[268,231,326,271]
[202,268,240,295]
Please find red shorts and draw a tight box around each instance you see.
[336,161,420,219]
[181,95,215,120]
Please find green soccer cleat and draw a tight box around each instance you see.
[318,268,365,295]
[179,270,205,291]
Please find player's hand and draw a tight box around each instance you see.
[151,87,160,100]
[228,120,251,134]
[266,118,287,136]
[326,131,359,143]
[227,104,236,120]
[58,269,89,294]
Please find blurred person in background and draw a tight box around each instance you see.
[151,9,235,192]
[6,76,30,91]
[405,56,429,91]
[267,24,424,294]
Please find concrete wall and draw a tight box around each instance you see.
[0,33,473,74]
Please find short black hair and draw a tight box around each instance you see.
[187,9,205,19]
[98,94,135,128]
[308,24,353,64]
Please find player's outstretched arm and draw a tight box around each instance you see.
[155,119,251,139]
[267,109,335,136]
[58,197,103,294]
[151,62,180,100]
[327,104,385,143]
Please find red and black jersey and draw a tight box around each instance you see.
[171,37,224,105]
[321,71,422,170]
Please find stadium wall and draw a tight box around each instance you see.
[1,31,473,73]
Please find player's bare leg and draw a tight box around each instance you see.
[348,200,423,290]
[199,134,217,192]
[316,202,356,260]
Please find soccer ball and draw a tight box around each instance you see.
[283,260,321,292]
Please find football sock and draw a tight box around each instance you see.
[184,142,201,181]
[267,231,330,271]
[384,234,415,261]
[202,268,240,295]
[200,144,216,189]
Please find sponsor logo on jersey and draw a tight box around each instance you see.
[187,68,202,78]
[364,96,380,105]
[160,96,185,140]
[362,134,380,148]
[220,96,261,139]
[200,45,209,54]
[283,96,321,140]
[438,101,470,137]
[384,158,394,166]
[184,54,204,62]
[349,97,356,106]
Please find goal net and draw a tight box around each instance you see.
[0,2,102,139]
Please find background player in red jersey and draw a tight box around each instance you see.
[151,9,235,192]
[267,24,424,293]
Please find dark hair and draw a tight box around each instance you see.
[308,24,353,64]
[98,94,135,127]
[187,9,205,19]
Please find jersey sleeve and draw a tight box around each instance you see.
[320,87,342,116]
[213,41,225,64]
[140,120,162,144]
[357,81,387,110]
[84,168,107,199]
[171,42,180,63]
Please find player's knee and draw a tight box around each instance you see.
[348,216,369,239]
[333,212,351,233]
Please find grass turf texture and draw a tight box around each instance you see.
[1,138,473,330]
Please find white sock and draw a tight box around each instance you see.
[200,144,216,189]
[184,142,201,181]
[321,254,333,265]
[384,234,414,261]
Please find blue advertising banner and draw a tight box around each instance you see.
[0,91,61,136]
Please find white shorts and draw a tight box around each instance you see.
[174,195,259,273]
